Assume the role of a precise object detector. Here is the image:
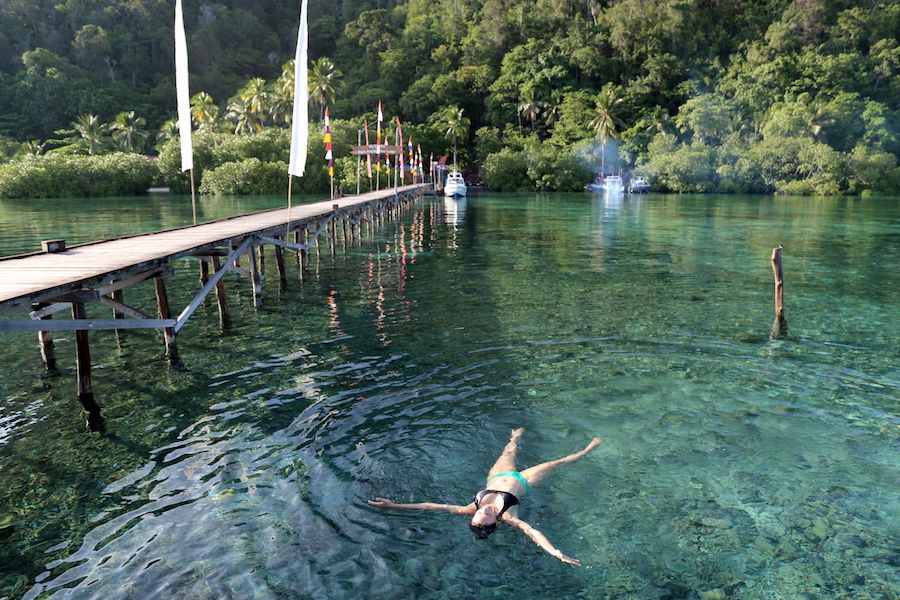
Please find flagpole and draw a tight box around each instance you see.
[286,175,293,240]
[189,168,197,225]
[356,128,361,195]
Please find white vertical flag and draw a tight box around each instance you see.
[174,0,192,172]
[288,0,310,177]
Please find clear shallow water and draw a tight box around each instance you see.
[0,192,897,599]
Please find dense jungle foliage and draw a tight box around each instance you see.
[0,0,897,195]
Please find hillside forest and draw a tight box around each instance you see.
[0,0,898,196]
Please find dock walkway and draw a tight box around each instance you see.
[0,184,429,429]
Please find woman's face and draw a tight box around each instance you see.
[471,505,498,527]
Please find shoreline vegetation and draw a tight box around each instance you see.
[0,1,897,199]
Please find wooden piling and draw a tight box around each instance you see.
[154,276,179,363]
[275,236,287,286]
[199,260,209,286]
[34,303,56,370]
[71,301,103,431]
[211,255,231,328]
[771,244,787,337]
[248,244,263,309]
[111,288,126,344]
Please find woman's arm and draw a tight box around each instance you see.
[368,497,475,515]
[503,516,582,566]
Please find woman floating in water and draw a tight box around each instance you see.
[368,428,601,566]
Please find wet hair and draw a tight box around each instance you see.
[469,522,497,539]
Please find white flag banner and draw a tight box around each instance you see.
[288,0,310,177]
[174,0,193,172]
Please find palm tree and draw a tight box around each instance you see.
[225,97,258,135]
[72,114,110,155]
[589,83,625,175]
[156,119,179,146]
[309,57,341,120]
[190,92,220,132]
[543,90,563,129]
[267,85,292,126]
[433,105,470,169]
[226,78,268,134]
[111,111,148,153]
[517,87,542,132]
[645,106,671,136]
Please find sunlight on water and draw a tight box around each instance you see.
[0,193,897,599]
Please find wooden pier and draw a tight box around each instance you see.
[0,184,428,429]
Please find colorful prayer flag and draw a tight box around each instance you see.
[364,119,372,179]
[324,107,333,178]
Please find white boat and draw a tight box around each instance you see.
[444,171,467,197]
[629,177,651,193]
[603,175,624,193]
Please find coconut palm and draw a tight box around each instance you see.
[190,91,220,132]
[267,85,292,126]
[589,84,625,175]
[157,119,179,146]
[644,105,671,136]
[72,114,110,155]
[225,97,258,135]
[431,105,470,169]
[111,111,148,153]
[517,87,542,132]
[309,57,341,120]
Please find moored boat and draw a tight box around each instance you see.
[444,171,467,197]
[629,176,651,193]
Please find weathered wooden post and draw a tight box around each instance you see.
[331,204,339,257]
[771,244,787,337]
[154,276,179,363]
[248,243,263,309]
[33,303,56,370]
[199,260,209,286]
[111,288,126,345]
[258,244,266,274]
[71,301,103,431]
[211,256,231,328]
[274,235,287,286]
[299,227,308,275]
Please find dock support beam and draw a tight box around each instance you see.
[155,276,179,364]
[249,244,263,309]
[275,236,287,286]
[210,256,231,329]
[111,288,125,345]
[71,301,103,431]
[34,303,56,370]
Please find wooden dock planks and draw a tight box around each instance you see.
[0,185,425,311]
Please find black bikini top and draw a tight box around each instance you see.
[473,489,519,517]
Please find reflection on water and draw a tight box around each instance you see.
[0,193,898,599]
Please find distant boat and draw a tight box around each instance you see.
[444,171,467,197]
[603,175,624,194]
[629,177,651,193]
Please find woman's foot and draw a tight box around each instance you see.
[511,428,525,439]
[584,437,602,452]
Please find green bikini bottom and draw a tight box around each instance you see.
[488,471,533,495]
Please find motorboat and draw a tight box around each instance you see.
[603,175,624,193]
[444,171,467,197]
[629,177,651,193]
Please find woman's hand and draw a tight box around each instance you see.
[555,550,582,567]
[368,497,396,508]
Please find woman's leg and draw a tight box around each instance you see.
[487,428,525,477]
[519,437,601,487]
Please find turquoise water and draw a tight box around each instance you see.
[0,193,897,599]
